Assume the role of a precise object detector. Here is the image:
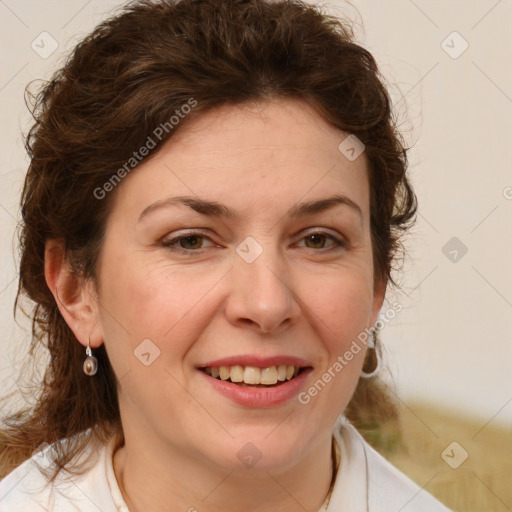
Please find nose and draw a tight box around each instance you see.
[224,244,301,334]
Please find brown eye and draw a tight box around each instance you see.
[161,232,216,253]
[304,233,328,249]
[300,232,344,250]
[178,235,203,250]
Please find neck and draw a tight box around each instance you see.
[112,429,334,512]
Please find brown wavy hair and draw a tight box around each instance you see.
[0,0,416,481]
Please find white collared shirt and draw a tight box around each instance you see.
[0,417,452,512]
[327,416,452,511]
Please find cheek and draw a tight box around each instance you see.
[97,250,229,380]
[298,267,373,409]
[101,251,219,337]
[300,275,371,406]
[300,266,374,345]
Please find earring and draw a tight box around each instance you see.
[83,339,98,376]
[360,331,380,379]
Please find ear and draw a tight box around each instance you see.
[370,275,387,327]
[44,238,103,349]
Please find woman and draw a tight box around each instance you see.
[0,0,452,510]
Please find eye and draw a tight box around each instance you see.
[297,230,345,250]
[161,232,217,253]
[161,229,346,255]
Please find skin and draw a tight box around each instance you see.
[45,98,386,512]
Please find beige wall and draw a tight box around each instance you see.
[1,0,511,427]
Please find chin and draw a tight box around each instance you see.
[197,429,316,474]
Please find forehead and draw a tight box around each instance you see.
[107,98,370,224]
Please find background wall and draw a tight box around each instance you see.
[1,0,511,427]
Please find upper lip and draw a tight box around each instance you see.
[198,355,312,368]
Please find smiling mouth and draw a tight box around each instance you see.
[201,365,307,387]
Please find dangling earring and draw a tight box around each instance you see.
[360,330,380,379]
[83,338,98,376]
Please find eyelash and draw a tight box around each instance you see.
[161,230,346,255]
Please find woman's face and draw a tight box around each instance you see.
[93,99,385,472]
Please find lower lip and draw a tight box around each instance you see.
[199,368,312,408]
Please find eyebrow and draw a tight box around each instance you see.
[137,194,363,224]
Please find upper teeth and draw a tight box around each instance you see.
[204,365,300,385]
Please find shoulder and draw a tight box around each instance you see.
[332,417,452,512]
[0,432,117,512]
